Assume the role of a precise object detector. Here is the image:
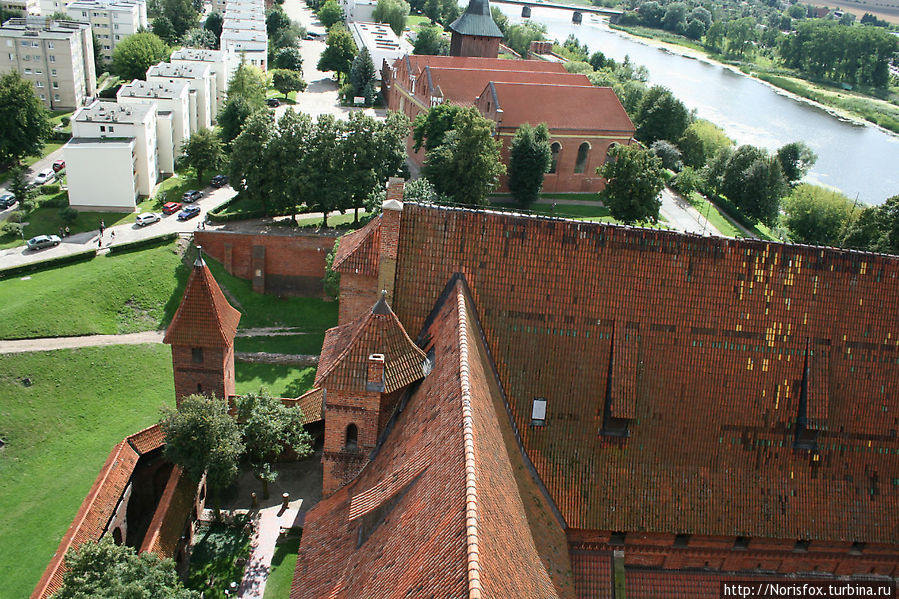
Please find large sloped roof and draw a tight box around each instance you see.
[449,0,503,38]
[163,254,241,347]
[406,54,568,73]
[391,203,899,544]
[292,280,573,598]
[422,66,591,106]
[331,215,381,277]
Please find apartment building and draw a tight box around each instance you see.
[117,78,189,169]
[0,17,96,109]
[1,0,40,15]
[146,61,213,130]
[65,0,147,63]
[220,28,266,70]
[64,100,159,210]
[169,47,229,119]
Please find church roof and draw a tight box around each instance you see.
[315,293,428,394]
[163,252,241,347]
[406,54,568,73]
[332,215,381,277]
[422,66,591,106]
[449,0,503,38]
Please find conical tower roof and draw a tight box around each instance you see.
[449,0,503,38]
[163,250,241,347]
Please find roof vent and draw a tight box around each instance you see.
[531,397,547,426]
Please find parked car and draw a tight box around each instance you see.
[266,98,280,108]
[32,169,55,186]
[182,190,202,203]
[26,234,61,250]
[0,193,16,209]
[135,212,161,226]
[211,174,229,188]
[52,160,65,172]
[162,201,182,214]
[177,205,201,221]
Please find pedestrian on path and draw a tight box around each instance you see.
[99,219,105,235]
[110,230,115,242]
[64,226,70,237]
[97,237,102,249]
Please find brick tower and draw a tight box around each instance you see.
[448,0,503,58]
[163,247,241,406]
[315,292,428,495]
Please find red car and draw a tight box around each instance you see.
[52,160,65,172]
[162,201,182,214]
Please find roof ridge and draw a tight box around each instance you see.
[314,310,374,385]
[455,287,482,599]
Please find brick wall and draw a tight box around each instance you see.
[194,230,337,298]
[321,388,382,495]
[171,344,235,405]
[339,272,379,325]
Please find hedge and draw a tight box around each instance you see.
[107,232,179,255]
[0,249,96,280]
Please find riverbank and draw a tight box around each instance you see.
[605,22,899,136]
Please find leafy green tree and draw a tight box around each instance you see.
[0,72,51,167]
[689,6,711,27]
[227,58,267,107]
[776,141,817,186]
[151,16,178,43]
[662,2,687,33]
[424,0,441,23]
[161,394,244,519]
[721,145,786,225]
[672,165,703,196]
[704,21,726,53]
[271,68,307,97]
[440,0,460,25]
[639,1,664,27]
[111,32,170,81]
[162,0,198,37]
[266,109,314,220]
[491,5,508,34]
[7,167,33,207]
[55,539,198,599]
[204,11,224,46]
[181,27,216,49]
[230,110,277,214]
[403,177,440,203]
[318,0,343,28]
[349,46,375,100]
[181,128,223,184]
[266,6,292,35]
[273,46,303,71]
[423,107,505,206]
[781,183,854,245]
[218,96,258,145]
[318,25,357,82]
[235,389,313,499]
[373,0,410,36]
[503,22,546,57]
[650,139,683,171]
[413,24,449,55]
[678,119,733,168]
[684,18,707,40]
[412,102,466,152]
[599,143,665,224]
[725,17,757,58]
[508,123,551,207]
[634,85,692,145]
[842,206,881,251]
[307,115,344,226]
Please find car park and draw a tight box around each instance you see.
[32,169,55,186]
[182,190,202,203]
[52,160,65,172]
[26,234,61,250]
[162,202,182,214]
[135,213,161,226]
[266,98,280,107]
[177,205,201,221]
[0,193,16,209]
[211,174,229,187]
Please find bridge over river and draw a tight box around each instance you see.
[494,0,623,22]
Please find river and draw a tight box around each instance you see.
[493,2,899,205]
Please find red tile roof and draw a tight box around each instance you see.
[126,423,166,455]
[163,255,241,347]
[281,387,325,424]
[332,216,381,277]
[422,66,591,107]
[291,281,571,598]
[571,551,614,599]
[485,82,635,133]
[406,55,568,73]
[315,294,427,394]
[391,204,899,544]
[140,466,197,559]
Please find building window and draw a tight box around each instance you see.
[35,68,41,74]
[191,347,203,363]
[609,532,626,546]
[549,142,561,174]
[49,55,55,62]
[21,41,28,46]
[108,126,114,132]
[39,94,45,100]
[99,125,105,131]
[47,41,53,49]
[54,94,60,101]
[36,81,43,87]
[24,67,32,74]
[52,81,58,89]
[23,55,30,61]
[794,540,810,553]
[51,68,56,76]
[345,424,358,449]
[574,142,590,174]
[734,536,750,550]
[31,41,38,47]
[674,534,691,548]
[197,383,202,393]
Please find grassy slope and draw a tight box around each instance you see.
[0,345,176,599]
[235,333,326,355]
[263,533,302,599]
[235,364,316,399]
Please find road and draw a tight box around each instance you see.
[658,187,722,236]
[0,146,67,224]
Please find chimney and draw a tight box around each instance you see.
[366,353,385,392]
[378,178,404,303]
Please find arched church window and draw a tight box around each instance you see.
[574,142,590,174]
[549,142,561,174]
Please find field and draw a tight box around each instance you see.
[805,0,899,24]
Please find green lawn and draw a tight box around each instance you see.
[235,364,316,398]
[0,344,176,599]
[186,517,253,598]
[263,533,302,599]
[0,242,188,339]
[492,200,616,222]
[235,333,326,356]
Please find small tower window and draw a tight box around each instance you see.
[531,397,547,426]
[734,536,750,550]
[192,347,203,364]
[674,534,691,548]
[345,424,358,449]
[197,383,202,394]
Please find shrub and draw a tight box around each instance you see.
[107,232,178,255]
[60,116,71,127]
[2,222,24,237]
[0,249,96,280]
[6,210,23,223]
[40,183,61,195]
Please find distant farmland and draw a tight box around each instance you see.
[806,0,899,24]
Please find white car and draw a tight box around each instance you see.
[32,169,55,186]
[135,213,161,226]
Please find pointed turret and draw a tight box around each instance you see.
[449,0,503,58]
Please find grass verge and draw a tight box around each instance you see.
[235,364,316,398]
[0,344,176,599]
[263,533,302,599]
[235,333,326,356]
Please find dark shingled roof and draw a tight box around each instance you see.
[449,0,503,38]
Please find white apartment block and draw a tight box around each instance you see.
[146,61,213,130]
[350,21,409,80]
[0,17,96,110]
[65,100,159,210]
[220,29,266,70]
[222,17,264,34]
[117,78,189,169]
[65,0,147,63]
[169,47,229,119]
[340,0,376,23]
[2,0,40,15]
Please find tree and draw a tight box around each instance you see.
[204,11,224,47]
[639,1,664,27]
[218,96,258,145]
[151,16,178,43]
[413,24,449,55]
[318,0,344,28]
[227,59,267,107]
[318,25,357,82]
[412,102,466,152]
[634,85,692,145]
[373,0,410,36]
[349,46,375,100]
[181,128,223,184]
[266,6,292,36]
[599,144,665,224]
[266,109,314,220]
[271,69,307,97]
[273,46,303,72]
[111,32,170,81]
[160,394,244,519]
[181,27,217,49]
[162,0,198,37]
[704,21,726,53]
[230,110,277,214]
[235,390,313,498]
[721,145,786,225]
[7,166,33,208]
[781,183,854,245]
[678,119,733,168]
[55,539,198,599]
[491,5,508,34]
[776,141,817,186]
[403,177,440,203]
[508,123,551,207]
[0,72,51,168]
[662,2,687,33]
[306,114,344,226]
[503,22,546,57]
[650,139,683,171]
[842,205,882,251]
[423,107,505,206]
[725,17,757,58]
